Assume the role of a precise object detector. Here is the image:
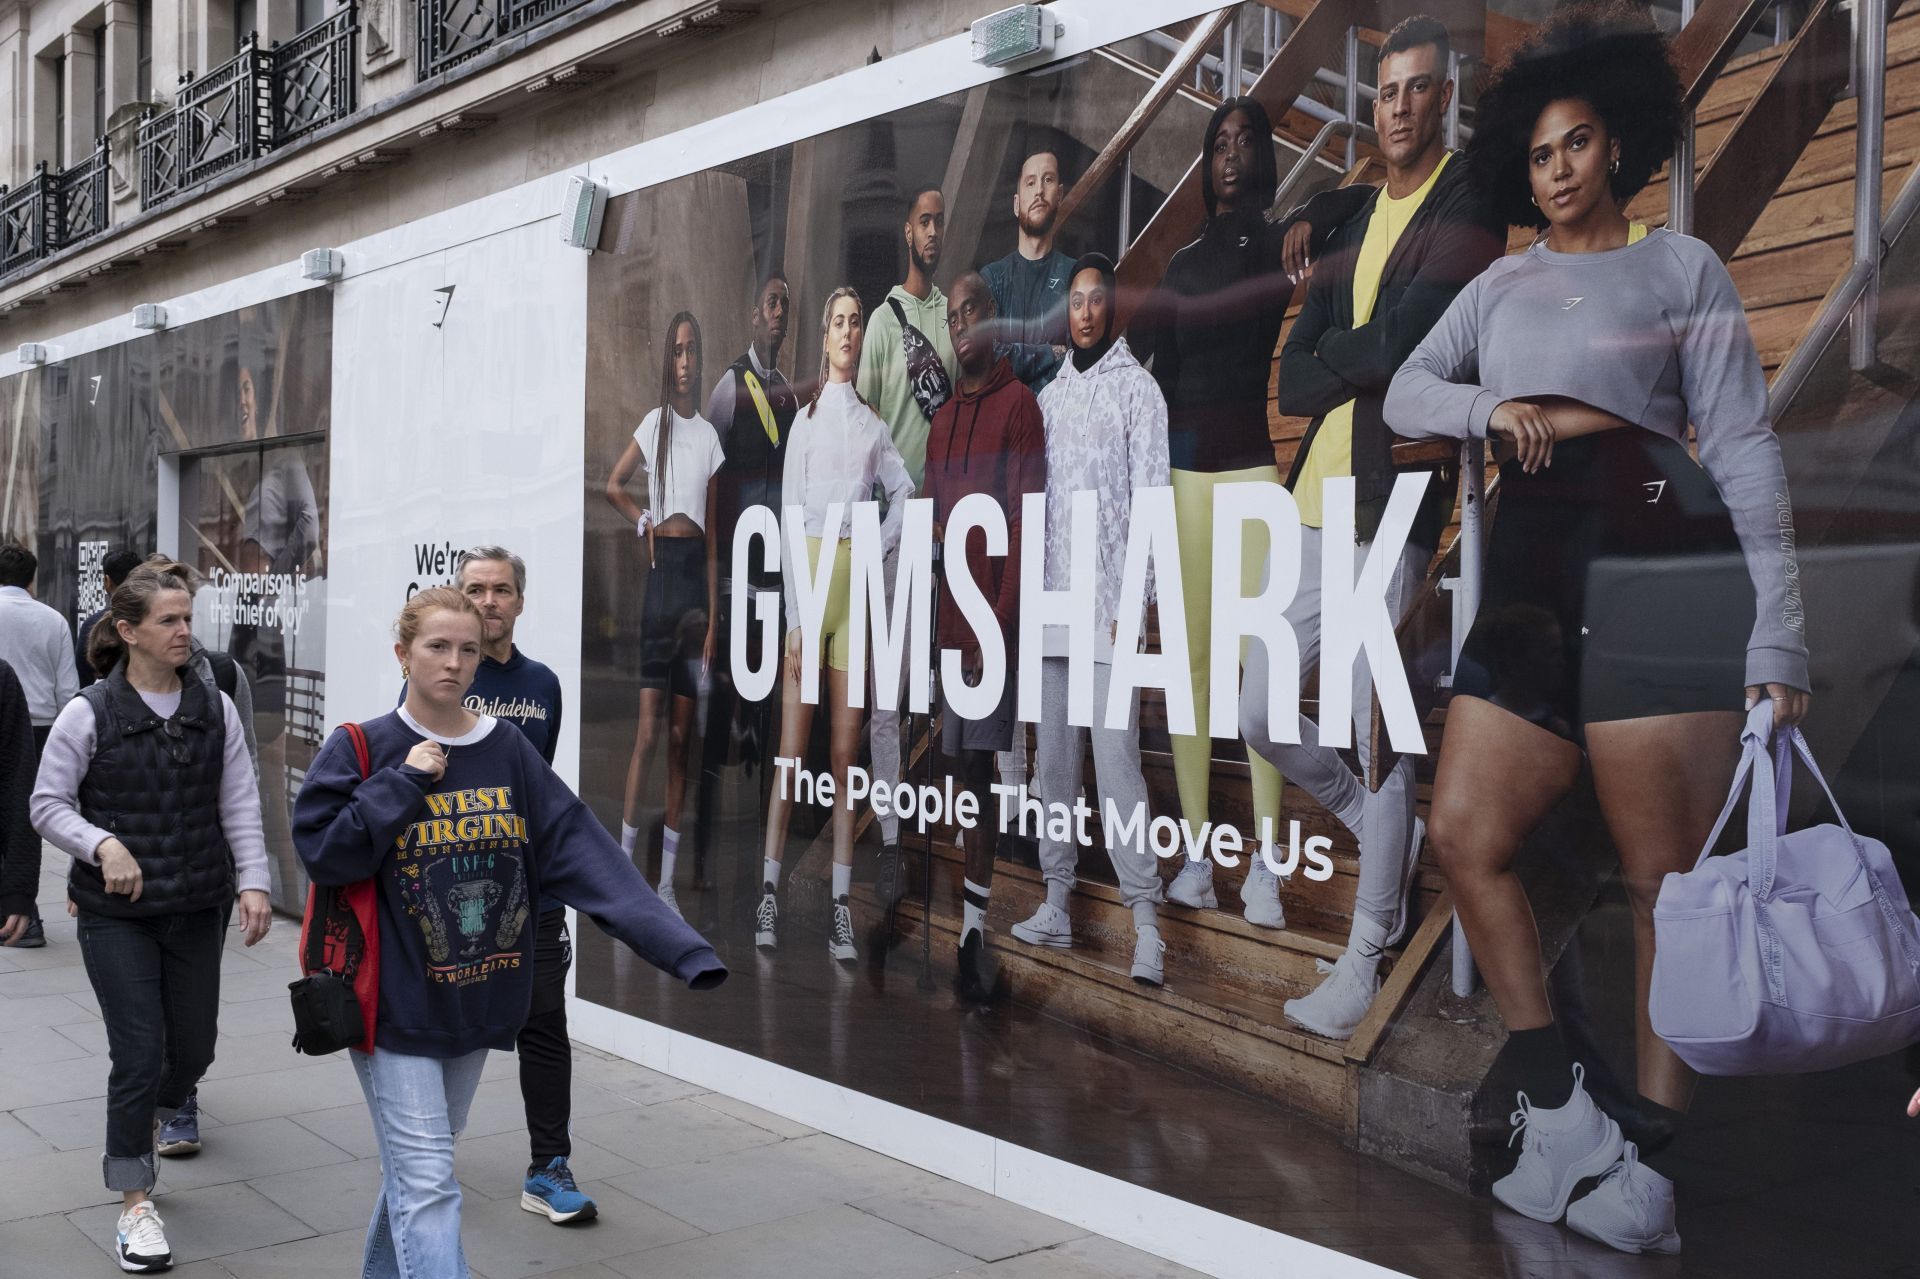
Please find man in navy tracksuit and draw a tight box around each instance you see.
[445,546,586,1223]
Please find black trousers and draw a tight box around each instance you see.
[518,906,572,1164]
[27,726,48,923]
[75,905,225,1191]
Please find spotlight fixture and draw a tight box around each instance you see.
[131,303,168,331]
[301,248,346,281]
[15,343,46,365]
[560,176,608,252]
[971,4,1061,67]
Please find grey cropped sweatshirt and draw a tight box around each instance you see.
[1384,228,1809,692]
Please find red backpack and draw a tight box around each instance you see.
[290,722,381,1054]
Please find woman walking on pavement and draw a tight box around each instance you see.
[32,558,273,1273]
[293,586,725,1278]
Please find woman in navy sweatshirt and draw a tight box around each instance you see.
[293,586,724,1278]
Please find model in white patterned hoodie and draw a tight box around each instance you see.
[1011,263,1174,983]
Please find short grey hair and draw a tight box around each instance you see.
[455,545,527,595]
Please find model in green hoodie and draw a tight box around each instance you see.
[858,187,958,489]
[860,187,958,875]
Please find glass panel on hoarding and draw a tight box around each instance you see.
[179,440,327,908]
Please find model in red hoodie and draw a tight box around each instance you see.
[922,271,1045,1003]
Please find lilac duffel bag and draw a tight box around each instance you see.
[1649,701,1920,1076]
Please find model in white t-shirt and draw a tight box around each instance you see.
[602,310,725,919]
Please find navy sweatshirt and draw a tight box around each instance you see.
[400,645,563,765]
[292,711,725,1058]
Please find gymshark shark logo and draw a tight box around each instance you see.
[1644,480,1667,503]
[1562,297,1585,310]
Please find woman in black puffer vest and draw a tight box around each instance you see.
[30,559,271,1275]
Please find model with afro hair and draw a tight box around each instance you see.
[1467,0,1684,232]
[1383,0,1812,1258]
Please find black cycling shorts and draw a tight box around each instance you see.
[1450,430,1753,746]
[639,534,707,698]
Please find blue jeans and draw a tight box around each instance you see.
[350,1046,490,1279]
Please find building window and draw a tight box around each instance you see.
[234,0,258,51]
[136,0,152,101]
[297,0,325,31]
[92,26,104,143]
[54,55,66,169]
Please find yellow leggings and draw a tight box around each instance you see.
[804,536,855,672]
[1170,466,1285,831]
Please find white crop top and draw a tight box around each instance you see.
[633,407,727,532]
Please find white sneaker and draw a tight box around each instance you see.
[116,1200,171,1273]
[1492,1064,1625,1223]
[1167,861,1217,910]
[828,902,858,962]
[1010,901,1074,948]
[658,883,683,920]
[1383,816,1426,947]
[1284,951,1378,1039]
[1239,856,1286,929]
[1130,925,1166,986]
[754,893,778,949]
[1566,1142,1681,1254]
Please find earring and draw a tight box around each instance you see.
[402,663,410,680]
[1610,158,1620,175]
[1530,195,1538,207]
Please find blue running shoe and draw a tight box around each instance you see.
[156,1094,200,1157]
[521,1157,597,1224]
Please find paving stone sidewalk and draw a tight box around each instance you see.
[1,845,1205,1278]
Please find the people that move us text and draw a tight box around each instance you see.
[293,586,724,1278]
[1384,3,1811,1255]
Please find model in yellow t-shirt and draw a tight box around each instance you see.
[1293,152,1452,528]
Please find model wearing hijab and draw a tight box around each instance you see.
[1010,254,1174,984]
[1128,97,1289,927]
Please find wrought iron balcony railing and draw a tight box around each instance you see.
[418,0,501,80]
[417,0,605,81]
[140,35,274,210]
[0,166,53,277]
[273,5,359,146]
[52,139,111,245]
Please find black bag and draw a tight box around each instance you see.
[287,949,364,1056]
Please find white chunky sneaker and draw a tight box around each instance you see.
[1167,861,1217,910]
[1566,1142,1681,1254]
[116,1200,171,1273]
[1492,1064,1625,1223]
[1383,816,1426,947]
[1130,925,1166,986]
[828,902,858,962]
[754,893,778,949]
[1239,856,1286,929]
[657,883,683,920]
[1284,951,1378,1039]
[1010,901,1074,948]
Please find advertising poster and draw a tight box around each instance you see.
[572,9,1920,1274]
